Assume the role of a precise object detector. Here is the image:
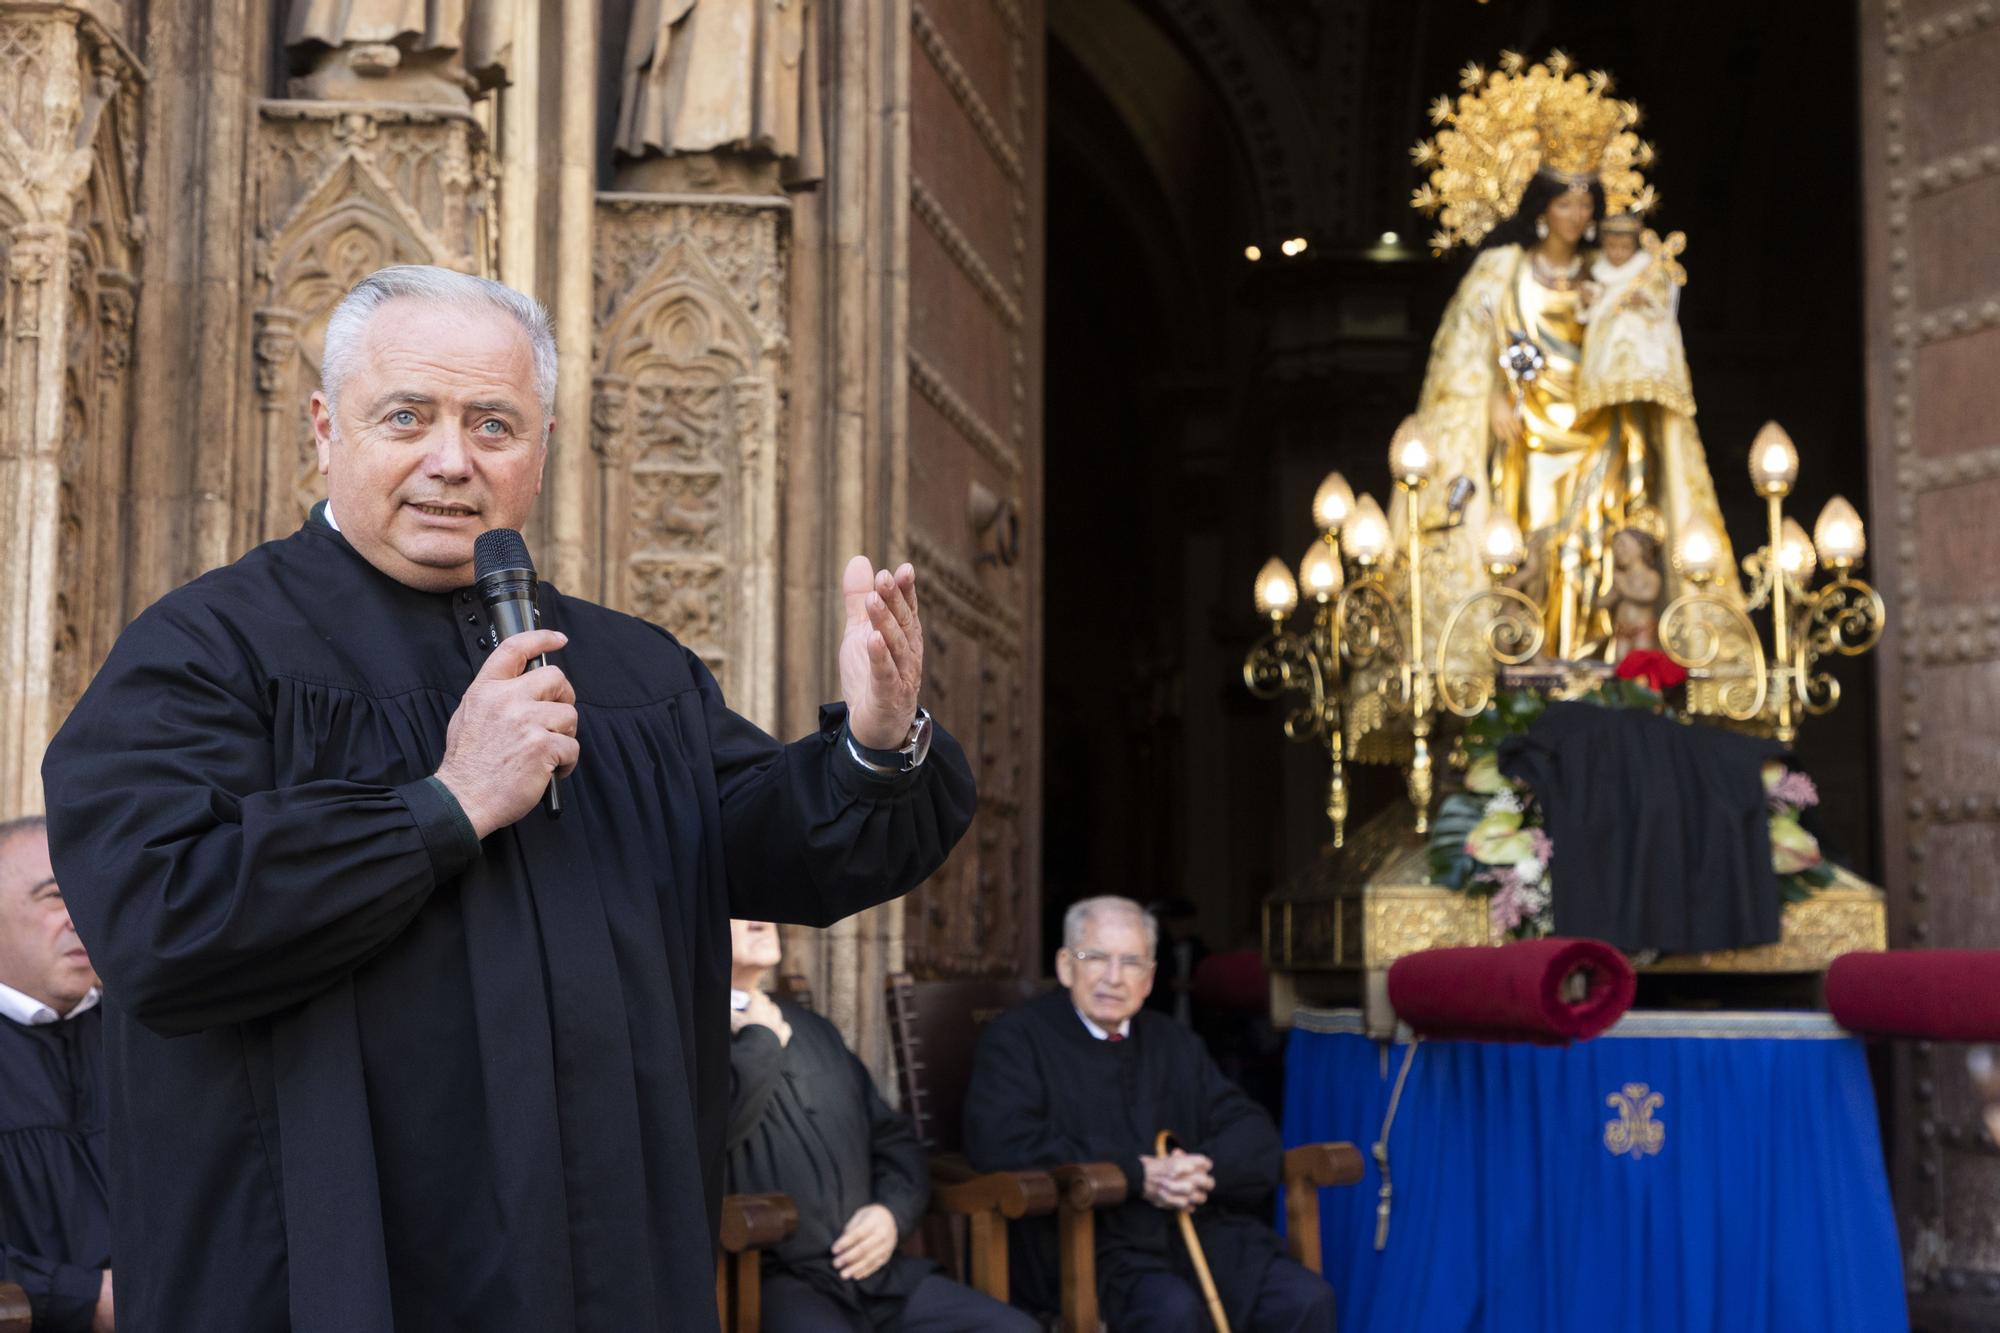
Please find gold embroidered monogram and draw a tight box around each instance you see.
[1604,1083,1666,1159]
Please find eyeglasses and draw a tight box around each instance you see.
[1067,948,1156,978]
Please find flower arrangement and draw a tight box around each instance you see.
[1426,673,1834,940]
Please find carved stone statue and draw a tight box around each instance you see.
[284,0,511,107]
[614,0,823,192]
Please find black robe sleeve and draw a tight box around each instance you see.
[0,1244,101,1333]
[962,1014,1146,1196]
[1189,1046,1282,1211]
[725,1025,788,1153]
[41,603,480,1037]
[696,650,977,926]
[860,1053,930,1238]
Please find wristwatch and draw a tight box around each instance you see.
[846,707,935,774]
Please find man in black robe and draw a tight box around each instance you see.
[964,897,1332,1332]
[723,919,1033,1331]
[40,265,975,1333]
[0,817,113,1332]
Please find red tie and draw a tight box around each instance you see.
[1107,1032,1126,1043]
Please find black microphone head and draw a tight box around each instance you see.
[474,528,536,583]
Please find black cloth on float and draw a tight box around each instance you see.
[1497,701,1784,952]
[40,509,976,1333]
[0,1007,110,1333]
[724,1000,933,1329]
[962,990,1286,1330]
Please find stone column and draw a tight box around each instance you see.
[0,4,134,815]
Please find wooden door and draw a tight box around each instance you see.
[895,0,1044,979]
[1862,3,2000,1324]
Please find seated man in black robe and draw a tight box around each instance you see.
[723,919,1033,1332]
[41,264,976,1333]
[964,897,1332,1333]
[0,817,113,1332]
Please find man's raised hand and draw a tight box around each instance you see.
[839,556,924,749]
[434,630,578,838]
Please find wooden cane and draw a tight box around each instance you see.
[1155,1129,1231,1333]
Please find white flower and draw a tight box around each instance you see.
[1486,790,1523,815]
[1514,856,1545,885]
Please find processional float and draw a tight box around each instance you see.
[1246,53,1886,1027]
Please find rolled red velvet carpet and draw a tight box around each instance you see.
[1826,950,2000,1041]
[1387,937,1637,1044]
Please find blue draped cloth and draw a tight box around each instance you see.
[1283,1009,1906,1332]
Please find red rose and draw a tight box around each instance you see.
[1615,649,1688,692]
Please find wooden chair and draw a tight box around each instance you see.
[885,972,1367,1332]
[0,1283,26,1333]
[715,1191,799,1333]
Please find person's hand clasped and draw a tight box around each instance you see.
[1140,1149,1215,1212]
[839,556,925,750]
[434,630,578,838]
[728,989,793,1046]
[831,1202,898,1282]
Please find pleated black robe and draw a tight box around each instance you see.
[0,1007,110,1333]
[962,991,1285,1329]
[1498,700,1784,952]
[723,1000,933,1328]
[40,511,976,1333]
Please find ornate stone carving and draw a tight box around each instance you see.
[594,196,788,728]
[250,100,493,540]
[0,4,142,814]
[282,0,510,107]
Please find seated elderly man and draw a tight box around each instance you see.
[964,896,1332,1332]
[725,919,1035,1333]
[0,817,113,1332]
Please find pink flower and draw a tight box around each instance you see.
[1529,828,1555,862]
[1768,770,1820,811]
[1489,881,1529,934]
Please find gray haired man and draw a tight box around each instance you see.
[43,265,976,1332]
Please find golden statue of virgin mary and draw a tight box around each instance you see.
[1402,52,1737,661]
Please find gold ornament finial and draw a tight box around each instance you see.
[1410,51,1655,252]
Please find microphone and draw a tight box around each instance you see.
[473,528,563,819]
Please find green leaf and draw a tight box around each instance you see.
[1426,792,1488,890]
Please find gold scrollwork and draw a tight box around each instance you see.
[1337,575,1404,673]
[1660,591,1768,721]
[1243,629,1330,742]
[1604,1083,1666,1159]
[1434,584,1546,717]
[1791,577,1883,717]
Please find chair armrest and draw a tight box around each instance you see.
[719,1192,800,1253]
[1284,1141,1365,1190]
[0,1283,28,1333]
[1281,1141,1363,1277]
[1050,1161,1129,1211]
[931,1154,1058,1219]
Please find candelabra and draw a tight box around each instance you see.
[1244,476,1354,845]
[1243,421,1446,843]
[1248,417,1883,847]
[1662,422,1882,744]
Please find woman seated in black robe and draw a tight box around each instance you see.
[724,919,1035,1333]
[0,817,113,1333]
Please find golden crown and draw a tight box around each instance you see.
[1411,51,1657,253]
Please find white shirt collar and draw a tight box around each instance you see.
[323,502,341,532]
[1074,1008,1131,1041]
[0,981,101,1027]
